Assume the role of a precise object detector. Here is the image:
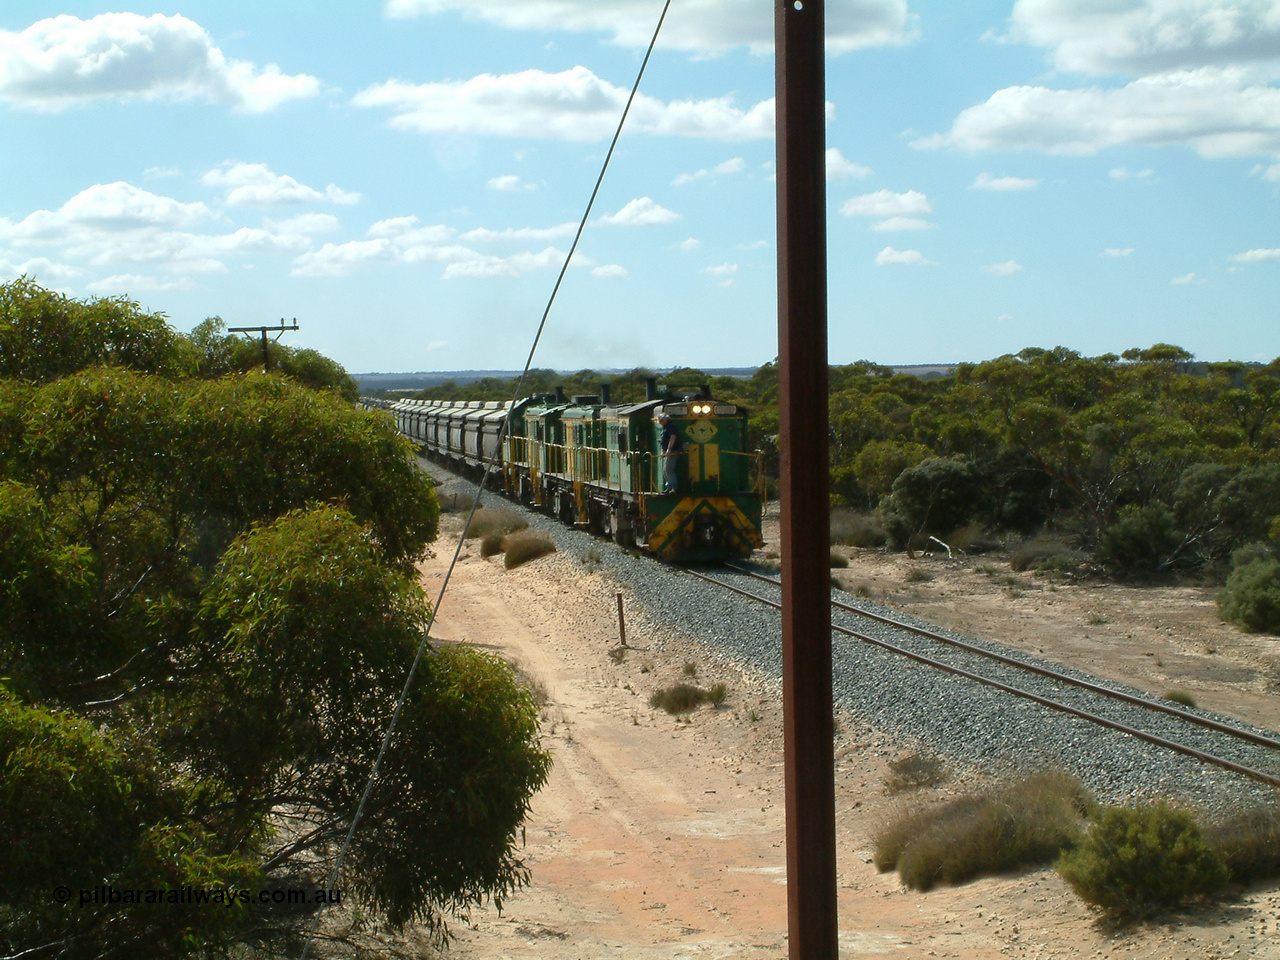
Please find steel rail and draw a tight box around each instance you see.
[685,567,1280,790]
[724,561,1280,754]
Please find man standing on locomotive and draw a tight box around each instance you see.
[659,412,682,493]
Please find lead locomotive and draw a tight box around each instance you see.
[363,381,764,562]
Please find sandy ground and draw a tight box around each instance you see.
[417,510,1280,960]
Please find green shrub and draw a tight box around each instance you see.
[464,507,528,540]
[1218,548,1280,634]
[1010,538,1081,573]
[648,682,726,714]
[830,509,887,548]
[1057,802,1228,917]
[830,551,849,568]
[502,531,556,569]
[1097,504,1183,572]
[875,771,1094,891]
[1163,690,1196,708]
[1204,805,1280,883]
[877,458,980,551]
[885,752,947,793]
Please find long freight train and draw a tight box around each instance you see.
[362,381,764,562]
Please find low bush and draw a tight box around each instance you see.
[830,551,849,568]
[1057,802,1228,918]
[464,507,528,540]
[1218,545,1280,634]
[885,752,948,793]
[947,523,1000,555]
[904,567,934,583]
[830,509,887,548]
[1010,538,1081,574]
[1204,805,1280,883]
[1163,690,1197,708]
[648,682,727,715]
[479,533,505,558]
[1097,504,1182,572]
[874,771,1094,891]
[502,531,556,569]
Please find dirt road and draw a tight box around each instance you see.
[418,515,1280,959]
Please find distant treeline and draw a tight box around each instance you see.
[384,346,1280,576]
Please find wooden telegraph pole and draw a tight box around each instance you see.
[775,1,838,958]
[227,318,300,372]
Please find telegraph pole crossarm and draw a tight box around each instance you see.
[227,318,300,372]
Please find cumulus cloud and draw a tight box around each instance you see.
[290,215,578,279]
[1103,247,1136,257]
[983,259,1024,276]
[383,0,916,56]
[972,172,1042,190]
[0,13,318,112]
[870,216,933,231]
[86,273,196,293]
[915,68,1280,158]
[826,148,872,180]
[488,174,536,191]
[1171,271,1206,283]
[1232,247,1280,261]
[0,181,333,277]
[840,188,931,218]
[1009,0,1280,76]
[460,223,577,242]
[1255,161,1280,179]
[674,156,746,185]
[702,262,739,276]
[875,247,935,265]
[1110,167,1156,179]
[202,163,361,206]
[677,237,701,252]
[0,254,82,282]
[354,67,776,140]
[598,197,681,226]
[591,264,628,278]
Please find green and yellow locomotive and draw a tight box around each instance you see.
[371,382,764,562]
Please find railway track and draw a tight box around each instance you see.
[686,562,1280,791]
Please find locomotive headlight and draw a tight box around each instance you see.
[691,403,712,415]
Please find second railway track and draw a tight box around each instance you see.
[688,562,1280,792]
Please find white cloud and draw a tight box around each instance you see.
[983,259,1024,276]
[202,163,361,207]
[0,13,318,112]
[677,237,701,252]
[86,273,196,293]
[674,156,746,185]
[702,262,738,276]
[598,197,681,226]
[460,223,576,242]
[383,0,917,56]
[354,67,776,141]
[1256,161,1280,179]
[1232,247,1280,261]
[1110,167,1156,179]
[265,213,342,236]
[1010,0,1280,76]
[841,189,931,218]
[875,247,935,265]
[1103,247,1136,257]
[972,172,1042,190]
[917,67,1280,158]
[488,174,536,191]
[825,148,872,180]
[870,216,934,231]
[737,239,768,249]
[0,255,82,281]
[291,239,399,277]
[1171,271,1206,283]
[592,264,628,278]
[0,181,332,276]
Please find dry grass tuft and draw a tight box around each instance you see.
[885,752,948,793]
[649,682,728,715]
[502,530,556,569]
[874,770,1095,891]
[464,507,528,540]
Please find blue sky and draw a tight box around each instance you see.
[2,1,1278,374]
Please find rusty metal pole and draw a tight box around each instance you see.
[775,1,837,959]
